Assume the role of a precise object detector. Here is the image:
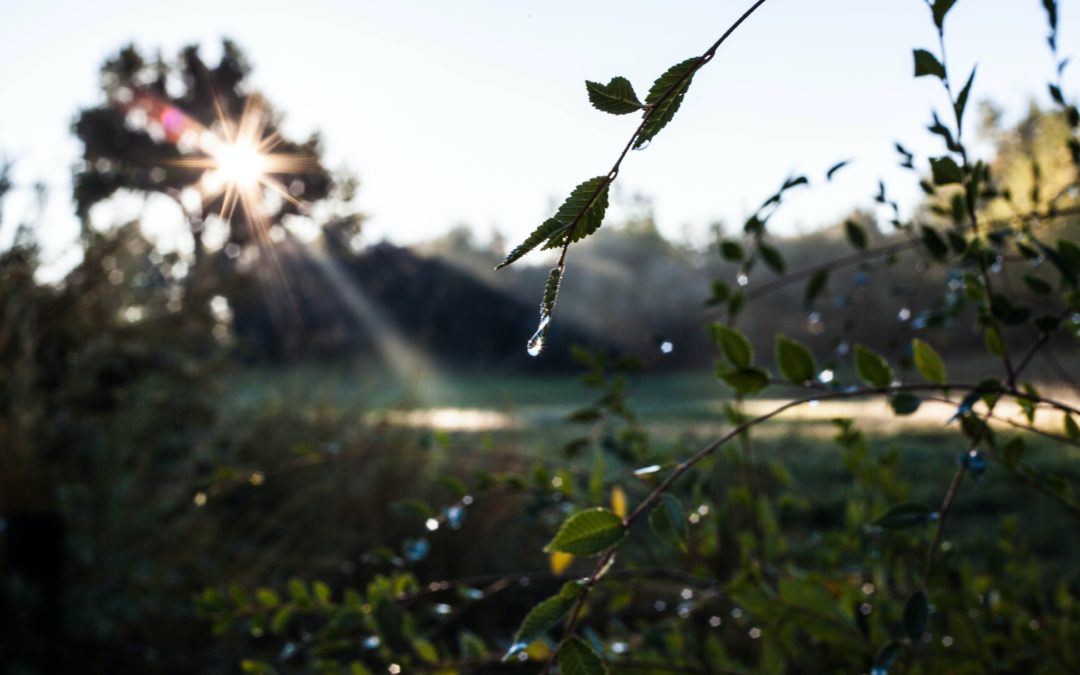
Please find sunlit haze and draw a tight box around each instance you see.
[1,0,1078,276]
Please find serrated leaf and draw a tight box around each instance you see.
[505,582,580,659]
[845,220,867,250]
[874,503,935,530]
[709,323,752,368]
[496,218,563,269]
[559,637,608,675]
[585,76,643,115]
[775,335,816,385]
[649,493,687,552]
[903,591,930,641]
[635,57,701,149]
[913,49,945,79]
[930,156,963,185]
[543,176,611,249]
[544,508,625,556]
[912,339,947,384]
[854,344,893,388]
[718,367,769,395]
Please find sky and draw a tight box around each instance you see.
[1,0,1078,276]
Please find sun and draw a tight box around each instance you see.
[211,140,267,188]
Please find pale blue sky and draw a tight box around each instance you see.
[1,0,1077,274]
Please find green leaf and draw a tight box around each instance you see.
[930,156,963,185]
[505,582,580,659]
[585,76,643,115]
[718,367,769,395]
[775,335,816,385]
[759,242,786,274]
[720,240,744,261]
[954,66,976,128]
[545,508,625,556]
[912,338,947,384]
[543,176,612,249]
[932,0,957,28]
[649,494,687,552]
[913,49,946,79]
[709,323,752,368]
[844,220,867,250]
[635,57,701,149]
[559,637,608,675]
[497,177,611,268]
[874,503,936,530]
[1003,436,1025,468]
[903,590,930,641]
[804,270,829,307]
[1066,414,1080,440]
[854,344,893,388]
[890,393,922,416]
[984,326,1005,357]
[496,218,563,269]
[1023,274,1053,295]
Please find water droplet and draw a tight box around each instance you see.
[897,307,911,321]
[461,495,474,505]
[659,340,674,354]
[808,400,819,407]
[634,140,651,151]
[611,641,629,654]
[859,603,873,615]
[748,627,762,639]
[425,518,440,532]
[835,341,850,356]
[633,464,662,477]
[807,312,824,334]
[527,315,551,357]
[736,272,749,287]
[445,505,464,529]
[677,602,692,617]
[404,538,430,561]
[990,256,1004,274]
[193,492,207,507]
[680,588,694,600]
[941,635,954,647]
[653,600,667,612]
[708,615,722,627]
[433,603,452,615]
[279,642,298,660]
[818,368,834,383]
[731,607,743,619]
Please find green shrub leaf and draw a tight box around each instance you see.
[585,76,643,115]
[912,338,947,384]
[504,581,580,659]
[903,590,930,641]
[913,49,945,79]
[709,323,753,368]
[559,637,608,675]
[650,494,687,552]
[930,156,963,185]
[844,220,867,250]
[717,367,770,395]
[635,57,701,149]
[545,508,625,556]
[854,344,893,388]
[775,335,816,385]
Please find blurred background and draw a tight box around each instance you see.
[2,1,1080,673]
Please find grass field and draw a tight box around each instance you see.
[219,361,1080,574]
